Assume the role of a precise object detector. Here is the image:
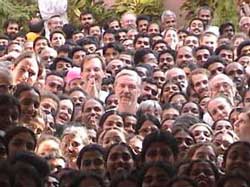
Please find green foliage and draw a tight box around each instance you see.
[180,0,239,27]
[112,0,164,21]
[0,0,38,33]
[68,0,115,28]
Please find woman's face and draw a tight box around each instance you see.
[181,102,200,117]
[102,129,126,149]
[191,125,212,143]
[189,161,216,187]
[224,143,250,174]
[12,57,39,86]
[103,114,124,131]
[145,142,175,165]
[213,120,233,133]
[170,94,187,110]
[19,89,40,123]
[124,115,136,134]
[79,177,102,187]
[174,130,195,158]
[161,83,180,103]
[80,150,105,177]
[212,133,234,155]
[8,131,35,159]
[139,120,159,138]
[192,145,217,165]
[142,166,170,187]
[106,144,135,175]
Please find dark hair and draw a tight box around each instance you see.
[33,36,50,50]
[136,15,151,26]
[172,114,202,129]
[138,161,176,186]
[135,113,161,133]
[13,83,40,99]
[13,162,43,187]
[5,126,37,151]
[223,141,250,165]
[70,172,105,187]
[186,159,219,180]
[111,172,138,187]
[203,55,226,69]
[237,40,250,57]
[69,46,87,58]
[82,97,104,113]
[98,110,123,130]
[134,48,156,65]
[10,151,50,179]
[219,22,235,36]
[135,63,153,77]
[168,176,198,187]
[134,33,151,46]
[195,45,213,55]
[215,44,233,55]
[141,131,179,162]
[106,142,136,162]
[3,18,19,30]
[0,93,20,116]
[103,42,125,55]
[217,173,250,187]
[76,144,106,169]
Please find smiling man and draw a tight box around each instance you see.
[114,68,141,114]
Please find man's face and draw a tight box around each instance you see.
[191,73,210,98]
[40,50,57,68]
[196,49,210,67]
[176,46,194,68]
[147,23,160,35]
[153,70,166,89]
[168,69,188,93]
[61,134,84,162]
[103,33,115,46]
[238,55,250,67]
[89,26,101,40]
[6,23,19,37]
[208,63,225,76]
[83,43,97,54]
[218,49,233,64]
[189,19,204,36]
[225,62,245,89]
[159,52,175,72]
[34,39,49,54]
[104,48,120,63]
[50,33,65,49]
[198,9,212,26]
[45,75,64,94]
[134,37,150,50]
[81,57,105,86]
[210,77,235,99]
[72,32,85,42]
[239,17,250,34]
[240,45,250,56]
[80,14,94,29]
[200,35,218,51]
[56,99,74,125]
[207,97,232,121]
[109,20,120,30]
[106,59,125,76]
[138,20,149,33]
[162,16,176,30]
[81,99,104,130]
[72,50,86,67]
[40,97,58,117]
[114,74,141,106]
[55,61,72,74]
[141,82,158,101]
[222,25,234,39]
[184,35,199,49]
[121,13,137,29]
[48,17,63,32]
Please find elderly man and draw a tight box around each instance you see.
[166,67,188,94]
[114,68,141,114]
[208,73,236,105]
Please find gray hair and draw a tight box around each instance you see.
[62,125,89,145]
[161,10,176,23]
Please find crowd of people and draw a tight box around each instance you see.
[1,2,250,187]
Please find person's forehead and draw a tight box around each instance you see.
[178,46,193,54]
[199,9,211,15]
[169,69,186,76]
[191,19,203,25]
[226,63,243,70]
